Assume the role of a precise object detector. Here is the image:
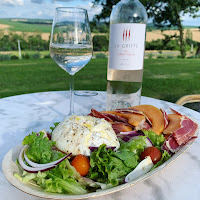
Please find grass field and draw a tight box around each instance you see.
[0,58,200,103]
[0,19,51,33]
[1,18,200,42]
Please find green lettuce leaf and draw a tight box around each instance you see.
[50,122,60,132]
[14,160,87,195]
[46,174,87,194]
[119,136,147,155]
[22,132,56,164]
[88,144,139,185]
[142,129,165,147]
[114,151,139,168]
[49,159,81,180]
[18,130,88,194]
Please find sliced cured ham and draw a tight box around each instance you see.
[136,120,151,131]
[123,113,147,127]
[89,109,129,124]
[162,135,181,153]
[114,108,152,126]
[102,110,148,127]
[160,109,169,129]
[115,107,143,114]
[89,108,112,121]
[89,107,198,148]
[111,122,132,134]
[162,134,198,154]
[89,109,133,134]
[162,109,198,153]
[102,108,153,132]
[172,116,198,145]
[100,113,128,124]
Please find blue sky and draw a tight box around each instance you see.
[0,0,199,26]
[0,0,102,21]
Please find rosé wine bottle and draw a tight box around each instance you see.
[106,0,148,110]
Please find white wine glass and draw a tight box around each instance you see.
[50,7,93,115]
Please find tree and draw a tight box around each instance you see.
[196,27,200,57]
[93,35,109,51]
[92,0,200,58]
[92,0,120,23]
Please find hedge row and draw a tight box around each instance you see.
[92,36,198,52]
[0,32,198,52]
[0,32,49,51]
[0,53,51,61]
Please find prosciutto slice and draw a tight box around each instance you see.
[89,108,129,123]
[89,108,112,121]
[162,134,198,154]
[101,113,129,124]
[115,108,143,114]
[89,109,133,134]
[160,109,169,129]
[136,120,151,131]
[115,108,152,126]
[111,122,132,134]
[172,115,198,145]
[162,135,181,153]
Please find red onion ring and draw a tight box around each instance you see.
[117,131,153,147]
[19,145,72,173]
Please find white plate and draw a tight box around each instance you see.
[2,126,199,200]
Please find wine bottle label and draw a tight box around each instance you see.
[108,23,146,70]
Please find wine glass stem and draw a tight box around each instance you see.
[69,74,74,115]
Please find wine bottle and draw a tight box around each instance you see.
[106,0,148,110]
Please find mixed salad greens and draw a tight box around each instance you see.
[14,122,171,195]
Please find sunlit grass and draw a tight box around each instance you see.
[0,19,51,33]
[0,58,200,103]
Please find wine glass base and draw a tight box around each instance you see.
[74,90,98,97]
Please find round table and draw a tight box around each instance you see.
[1,91,200,200]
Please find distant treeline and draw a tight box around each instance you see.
[93,35,198,52]
[0,30,198,52]
[0,32,49,51]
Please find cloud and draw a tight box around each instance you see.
[0,0,24,6]
[37,10,43,16]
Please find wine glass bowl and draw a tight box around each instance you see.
[50,7,93,115]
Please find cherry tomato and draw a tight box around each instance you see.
[71,154,90,176]
[140,147,162,164]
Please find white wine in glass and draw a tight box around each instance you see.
[50,7,93,115]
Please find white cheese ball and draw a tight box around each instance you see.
[52,115,120,156]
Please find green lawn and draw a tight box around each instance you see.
[0,58,200,104]
[142,59,200,102]
[0,58,107,98]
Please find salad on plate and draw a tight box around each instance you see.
[14,105,198,195]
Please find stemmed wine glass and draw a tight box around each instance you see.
[50,7,93,115]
